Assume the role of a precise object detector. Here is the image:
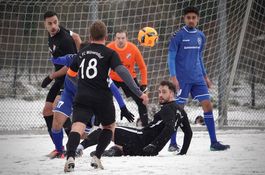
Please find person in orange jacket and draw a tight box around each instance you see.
[108,29,149,127]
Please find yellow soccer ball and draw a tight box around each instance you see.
[137,27,158,47]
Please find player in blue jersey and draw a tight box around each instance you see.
[49,42,135,158]
[167,6,230,151]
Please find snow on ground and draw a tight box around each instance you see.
[0,130,265,175]
[1,98,265,131]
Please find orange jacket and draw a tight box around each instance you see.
[108,41,147,85]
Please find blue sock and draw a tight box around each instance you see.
[170,131,177,145]
[52,128,64,152]
[204,111,217,144]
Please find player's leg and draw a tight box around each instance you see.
[64,103,93,172]
[113,126,143,156]
[43,80,62,142]
[91,101,116,169]
[169,82,191,152]
[191,82,230,151]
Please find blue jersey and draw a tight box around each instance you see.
[51,54,126,108]
[168,26,207,83]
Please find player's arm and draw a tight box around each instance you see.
[134,46,148,92]
[41,65,68,88]
[111,51,148,105]
[167,33,181,90]
[70,31,82,51]
[175,108,192,155]
[109,80,135,122]
[51,54,76,67]
[66,55,79,85]
[199,33,213,88]
[143,106,176,156]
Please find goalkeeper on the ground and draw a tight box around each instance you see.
[77,81,193,156]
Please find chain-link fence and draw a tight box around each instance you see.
[0,0,265,132]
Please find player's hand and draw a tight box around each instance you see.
[143,144,158,156]
[120,106,135,123]
[204,76,213,89]
[140,93,149,105]
[140,85,148,93]
[41,75,53,88]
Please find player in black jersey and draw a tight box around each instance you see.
[42,11,81,157]
[81,80,192,157]
[64,21,148,172]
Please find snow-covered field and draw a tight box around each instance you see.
[0,130,265,175]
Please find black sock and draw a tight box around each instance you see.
[66,132,81,159]
[95,129,112,159]
[63,118,72,137]
[81,128,102,149]
[44,115,53,141]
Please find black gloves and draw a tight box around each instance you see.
[140,85,148,93]
[41,75,53,88]
[143,144,158,156]
[120,106,135,123]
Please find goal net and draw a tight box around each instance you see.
[0,0,265,131]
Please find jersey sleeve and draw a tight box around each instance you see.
[67,54,79,77]
[150,105,176,151]
[51,54,76,67]
[110,50,122,70]
[134,45,148,85]
[199,32,207,76]
[168,33,181,77]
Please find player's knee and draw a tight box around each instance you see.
[52,114,65,130]
[71,122,86,135]
[42,103,53,116]
[102,122,115,132]
[201,100,212,112]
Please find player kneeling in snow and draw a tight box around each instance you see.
[78,80,192,156]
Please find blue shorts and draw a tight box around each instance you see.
[176,81,210,104]
[53,78,76,117]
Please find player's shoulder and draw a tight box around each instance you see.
[170,28,184,40]
[127,41,140,51]
[197,29,206,38]
[107,41,115,48]
[161,101,176,112]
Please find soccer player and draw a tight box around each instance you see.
[80,81,192,157]
[64,21,148,172]
[108,29,149,127]
[41,11,81,153]
[167,6,230,151]
[49,43,135,158]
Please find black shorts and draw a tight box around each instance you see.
[72,100,115,126]
[113,79,140,98]
[46,79,64,103]
[114,126,144,156]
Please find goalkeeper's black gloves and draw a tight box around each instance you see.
[41,75,53,88]
[120,106,135,123]
[143,144,158,156]
[140,85,148,93]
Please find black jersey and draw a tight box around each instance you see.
[48,26,77,72]
[69,43,122,103]
[140,101,187,152]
